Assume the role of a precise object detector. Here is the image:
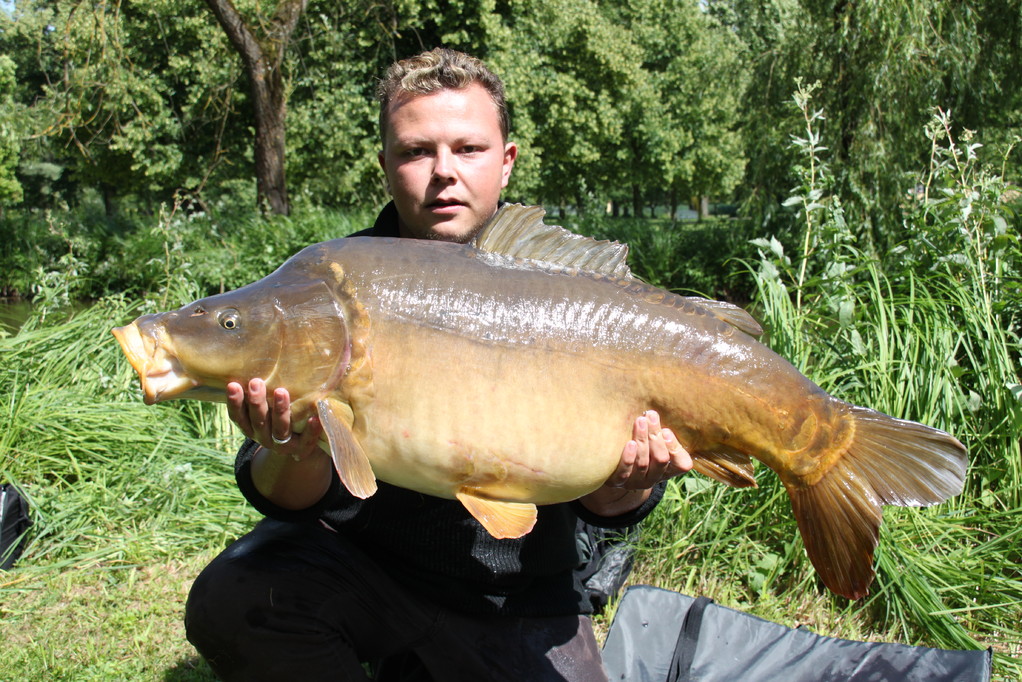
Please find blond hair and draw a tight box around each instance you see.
[377,48,510,142]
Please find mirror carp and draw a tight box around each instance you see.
[113,204,966,600]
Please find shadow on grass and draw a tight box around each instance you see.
[164,657,218,681]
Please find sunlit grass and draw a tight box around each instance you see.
[0,300,258,680]
[649,98,1022,679]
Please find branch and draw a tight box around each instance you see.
[202,0,263,73]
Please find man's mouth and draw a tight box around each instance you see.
[428,198,466,210]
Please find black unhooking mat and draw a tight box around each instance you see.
[0,483,31,570]
[602,585,992,682]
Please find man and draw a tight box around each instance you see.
[185,48,691,681]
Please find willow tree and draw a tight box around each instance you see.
[4,0,243,213]
[718,0,1022,249]
[204,0,307,215]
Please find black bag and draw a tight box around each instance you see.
[602,585,992,682]
[0,483,32,569]
[574,520,640,613]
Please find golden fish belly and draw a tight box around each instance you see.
[356,324,643,504]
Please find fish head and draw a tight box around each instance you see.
[112,279,352,406]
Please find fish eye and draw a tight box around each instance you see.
[217,309,241,330]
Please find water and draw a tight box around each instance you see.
[0,299,33,334]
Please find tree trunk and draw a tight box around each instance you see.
[203,0,308,216]
[698,195,709,221]
[100,182,116,217]
[632,184,642,219]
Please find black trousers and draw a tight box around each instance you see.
[185,519,609,681]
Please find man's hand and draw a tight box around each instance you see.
[607,410,692,489]
[578,410,693,518]
[226,378,323,461]
[227,379,332,510]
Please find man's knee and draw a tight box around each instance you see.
[185,548,254,654]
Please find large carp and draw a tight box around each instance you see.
[112,204,966,600]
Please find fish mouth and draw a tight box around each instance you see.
[112,322,197,404]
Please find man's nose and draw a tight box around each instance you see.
[432,149,455,182]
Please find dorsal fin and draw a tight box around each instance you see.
[473,203,632,279]
[682,296,764,337]
[475,204,763,337]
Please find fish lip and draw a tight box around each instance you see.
[112,323,150,378]
[142,369,200,404]
[112,322,196,403]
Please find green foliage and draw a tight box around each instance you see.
[567,212,756,301]
[728,0,1022,250]
[0,296,249,680]
[488,0,747,213]
[0,199,376,300]
[0,54,24,209]
[5,1,248,210]
[735,86,1021,674]
[620,0,747,209]
[2,0,752,216]
[0,295,259,563]
[1,2,1021,675]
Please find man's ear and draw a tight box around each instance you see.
[378,150,391,193]
[501,142,518,188]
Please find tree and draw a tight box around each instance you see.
[720,0,1022,249]
[493,0,647,214]
[0,54,24,212]
[620,0,747,220]
[282,0,510,208]
[204,0,308,215]
[4,0,248,213]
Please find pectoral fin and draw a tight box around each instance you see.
[317,398,377,499]
[456,490,538,539]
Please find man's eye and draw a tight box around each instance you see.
[405,148,428,158]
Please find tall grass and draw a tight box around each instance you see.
[0,296,256,568]
[0,199,378,568]
[635,83,1021,677]
[0,202,382,679]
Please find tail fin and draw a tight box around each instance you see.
[787,406,966,600]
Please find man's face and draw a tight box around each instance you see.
[379,83,517,243]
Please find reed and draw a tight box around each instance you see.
[633,91,1021,678]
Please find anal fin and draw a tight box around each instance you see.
[317,398,377,499]
[691,446,758,488]
[456,490,537,539]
